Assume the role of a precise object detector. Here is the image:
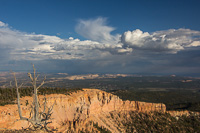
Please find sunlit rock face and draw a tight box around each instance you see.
[0,89,167,132]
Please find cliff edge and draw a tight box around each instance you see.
[0,88,180,132]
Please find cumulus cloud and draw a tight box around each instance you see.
[1,18,200,65]
[187,41,200,47]
[0,20,130,61]
[121,28,200,53]
[1,18,200,74]
[75,17,200,55]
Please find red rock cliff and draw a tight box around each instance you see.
[0,89,166,131]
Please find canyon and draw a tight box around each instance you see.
[0,89,198,132]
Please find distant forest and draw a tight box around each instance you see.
[0,87,82,106]
[0,76,200,112]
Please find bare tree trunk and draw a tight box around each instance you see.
[13,73,30,121]
[32,65,39,121]
[12,64,54,131]
[13,73,23,119]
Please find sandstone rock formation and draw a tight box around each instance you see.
[0,88,192,132]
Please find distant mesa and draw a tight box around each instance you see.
[53,73,133,80]
[170,74,176,77]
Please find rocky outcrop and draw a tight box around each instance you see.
[0,89,166,132]
[167,110,200,117]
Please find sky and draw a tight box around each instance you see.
[0,0,200,76]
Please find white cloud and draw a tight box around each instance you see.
[0,20,130,61]
[1,18,200,74]
[0,21,7,27]
[121,28,200,53]
[75,17,120,44]
[121,29,150,48]
[186,41,200,47]
[1,18,200,64]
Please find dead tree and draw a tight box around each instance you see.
[13,64,54,131]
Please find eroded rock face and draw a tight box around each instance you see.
[0,89,166,132]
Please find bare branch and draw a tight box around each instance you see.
[29,105,33,119]
[28,73,34,82]
[41,97,47,115]
[36,76,46,90]
[10,81,12,87]
[36,74,40,81]
[19,83,23,88]
[13,72,18,88]
[33,64,36,80]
